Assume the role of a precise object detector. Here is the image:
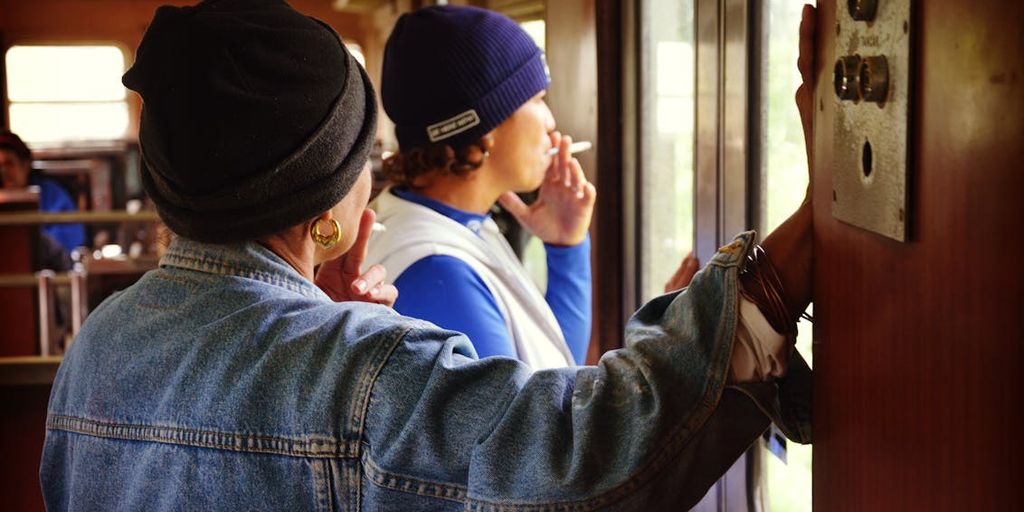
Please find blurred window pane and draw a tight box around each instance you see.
[5,45,129,142]
[640,0,695,302]
[520,19,546,52]
[10,103,129,143]
[516,17,547,290]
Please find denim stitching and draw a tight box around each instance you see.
[707,231,755,269]
[345,460,359,512]
[311,459,330,512]
[348,326,411,436]
[46,415,360,458]
[162,251,323,299]
[361,453,468,503]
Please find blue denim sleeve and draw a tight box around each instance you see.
[392,255,517,359]
[543,234,592,364]
[362,233,802,509]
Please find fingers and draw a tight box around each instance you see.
[353,264,398,307]
[351,263,386,295]
[566,158,594,201]
[798,4,817,86]
[497,191,531,221]
[366,283,399,307]
[342,208,376,277]
[558,134,572,187]
[546,131,564,184]
[349,264,398,307]
[664,252,700,293]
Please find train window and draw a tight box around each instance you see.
[757,2,814,511]
[509,16,547,290]
[519,19,546,51]
[638,0,695,302]
[5,45,129,143]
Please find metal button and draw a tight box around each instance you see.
[858,55,890,103]
[834,55,862,101]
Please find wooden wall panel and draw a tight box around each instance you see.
[0,385,50,511]
[0,225,35,357]
[812,1,1024,509]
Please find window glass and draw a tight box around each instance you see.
[760,2,814,511]
[640,0,695,302]
[520,19,546,52]
[517,18,548,290]
[5,45,129,142]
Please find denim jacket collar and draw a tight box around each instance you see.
[159,237,329,301]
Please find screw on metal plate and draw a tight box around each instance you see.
[848,0,878,21]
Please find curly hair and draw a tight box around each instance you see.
[382,137,492,189]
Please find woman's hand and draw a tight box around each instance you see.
[796,4,817,195]
[315,208,398,307]
[498,132,596,246]
[753,5,818,322]
[664,252,700,293]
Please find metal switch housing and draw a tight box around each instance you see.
[832,0,912,242]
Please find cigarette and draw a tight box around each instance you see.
[372,222,387,233]
[547,141,592,156]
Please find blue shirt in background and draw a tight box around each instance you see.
[29,173,86,252]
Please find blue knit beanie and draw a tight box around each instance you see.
[381,5,550,150]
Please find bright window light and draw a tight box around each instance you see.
[5,45,129,143]
[519,20,546,51]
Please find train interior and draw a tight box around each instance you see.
[0,0,1021,510]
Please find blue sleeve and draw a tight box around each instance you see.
[393,255,516,359]
[37,179,86,252]
[544,233,592,364]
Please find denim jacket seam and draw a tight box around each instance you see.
[706,231,756,270]
[348,325,413,437]
[361,452,469,503]
[45,414,360,459]
[162,251,321,299]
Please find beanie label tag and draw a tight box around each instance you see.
[427,109,481,142]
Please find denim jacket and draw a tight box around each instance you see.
[41,233,810,511]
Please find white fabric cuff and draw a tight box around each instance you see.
[730,296,789,382]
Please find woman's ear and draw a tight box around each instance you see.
[309,210,343,253]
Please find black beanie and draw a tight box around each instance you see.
[123,0,377,243]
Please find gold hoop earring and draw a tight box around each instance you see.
[310,218,342,249]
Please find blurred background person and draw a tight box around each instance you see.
[0,130,86,258]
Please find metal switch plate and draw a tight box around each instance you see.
[832,0,912,242]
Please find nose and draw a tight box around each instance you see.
[542,100,556,132]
